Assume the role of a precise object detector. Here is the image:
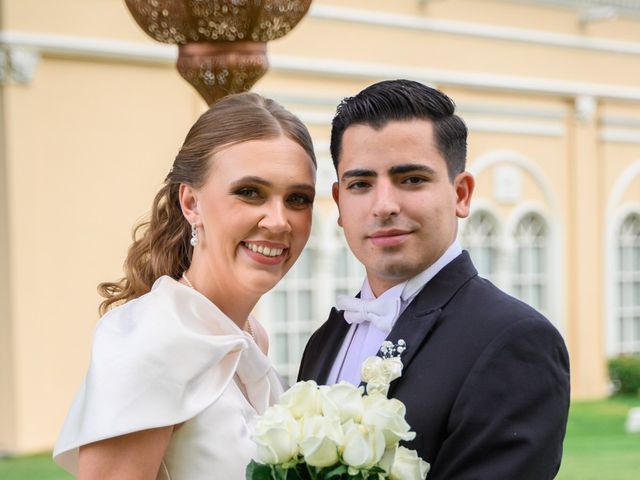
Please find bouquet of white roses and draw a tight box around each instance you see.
[246,341,430,480]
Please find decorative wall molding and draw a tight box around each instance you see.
[600,127,640,144]
[602,115,640,127]
[271,54,640,103]
[294,108,565,137]
[3,31,640,103]
[264,89,568,120]
[575,95,597,122]
[310,3,640,56]
[0,46,40,84]
[469,149,559,209]
[0,31,176,65]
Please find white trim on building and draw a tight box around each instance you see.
[309,3,640,56]
[605,160,640,356]
[3,31,640,102]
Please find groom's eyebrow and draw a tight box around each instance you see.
[341,169,377,181]
[389,164,436,175]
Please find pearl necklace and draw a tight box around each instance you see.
[181,272,255,340]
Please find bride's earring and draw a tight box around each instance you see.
[190,224,199,247]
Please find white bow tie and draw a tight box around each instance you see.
[336,294,401,334]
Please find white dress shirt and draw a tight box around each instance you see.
[327,240,463,386]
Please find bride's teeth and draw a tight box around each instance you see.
[244,242,284,257]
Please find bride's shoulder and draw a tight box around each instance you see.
[94,275,248,356]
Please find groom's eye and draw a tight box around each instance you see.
[346,180,371,190]
[402,176,427,185]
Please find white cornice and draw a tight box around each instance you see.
[0,31,176,65]
[600,127,640,144]
[295,109,564,136]
[310,4,640,57]
[261,90,567,120]
[270,54,640,103]
[3,31,640,103]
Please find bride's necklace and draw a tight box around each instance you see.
[181,272,255,340]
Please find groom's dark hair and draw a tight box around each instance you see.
[329,79,467,181]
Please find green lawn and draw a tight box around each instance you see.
[0,452,71,480]
[1,396,639,479]
[556,395,640,480]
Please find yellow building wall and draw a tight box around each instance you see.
[1,0,640,453]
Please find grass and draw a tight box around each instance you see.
[556,395,640,480]
[0,453,71,480]
[1,396,639,479]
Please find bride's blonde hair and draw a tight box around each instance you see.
[98,93,316,315]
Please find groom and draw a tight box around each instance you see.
[298,80,570,479]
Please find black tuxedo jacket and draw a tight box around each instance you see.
[298,252,570,480]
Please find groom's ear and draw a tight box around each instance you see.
[331,182,343,227]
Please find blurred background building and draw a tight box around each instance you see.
[1,0,639,454]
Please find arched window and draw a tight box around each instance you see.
[617,213,640,354]
[263,229,318,384]
[462,211,500,282]
[512,213,548,314]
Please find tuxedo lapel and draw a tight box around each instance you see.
[307,307,350,384]
[386,251,478,396]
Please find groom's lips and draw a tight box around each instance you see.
[368,229,411,247]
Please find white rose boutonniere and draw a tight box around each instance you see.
[247,339,429,480]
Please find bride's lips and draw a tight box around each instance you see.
[240,240,289,266]
[368,229,412,247]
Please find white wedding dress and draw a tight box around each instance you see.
[53,276,284,479]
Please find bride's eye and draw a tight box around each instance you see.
[234,187,262,200]
[286,192,314,209]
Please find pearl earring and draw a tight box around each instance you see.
[190,224,199,247]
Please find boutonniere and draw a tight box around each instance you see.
[361,340,407,396]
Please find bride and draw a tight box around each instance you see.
[53,92,316,479]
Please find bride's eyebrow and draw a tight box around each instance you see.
[230,177,315,193]
[289,184,315,194]
[230,176,271,188]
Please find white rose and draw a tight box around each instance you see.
[298,415,343,467]
[320,382,364,423]
[389,446,430,480]
[279,380,322,419]
[341,420,386,470]
[362,393,415,447]
[378,446,396,474]
[252,405,299,464]
[361,356,403,396]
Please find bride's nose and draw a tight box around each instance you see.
[257,199,292,234]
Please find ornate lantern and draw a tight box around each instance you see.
[125,0,312,104]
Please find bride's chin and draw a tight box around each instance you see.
[243,272,283,295]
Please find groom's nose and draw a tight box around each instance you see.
[371,180,400,219]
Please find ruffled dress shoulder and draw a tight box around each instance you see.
[53,276,283,479]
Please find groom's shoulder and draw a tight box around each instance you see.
[453,273,559,337]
